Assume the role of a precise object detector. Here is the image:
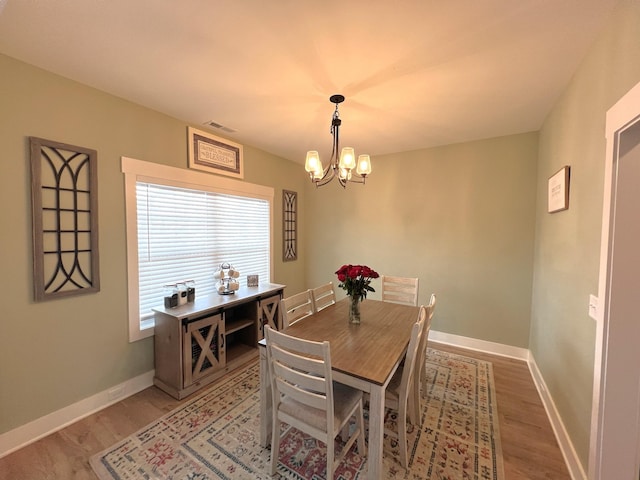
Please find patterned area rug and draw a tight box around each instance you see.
[90,348,504,479]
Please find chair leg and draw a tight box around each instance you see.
[409,374,421,425]
[356,402,367,456]
[270,418,281,475]
[421,369,428,397]
[408,392,417,425]
[326,434,335,479]
[398,403,408,469]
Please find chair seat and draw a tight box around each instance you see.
[280,382,363,433]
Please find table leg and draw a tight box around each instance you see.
[259,346,272,447]
[368,383,385,478]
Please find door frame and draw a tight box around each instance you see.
[590,80,640,479]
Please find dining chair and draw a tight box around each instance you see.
[409,294,436,424]
[381,275,419,306]
[264,325,366,478]
[311,282,337,312]
[383,306,426,468]
[280,289,315,329]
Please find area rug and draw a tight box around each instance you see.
[90,348,504,479]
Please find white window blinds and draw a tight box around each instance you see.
[136,182,271,325]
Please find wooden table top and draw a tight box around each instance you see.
[284,298,420,385]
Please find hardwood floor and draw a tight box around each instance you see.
[0,343,571,480]
[433,343,571,480]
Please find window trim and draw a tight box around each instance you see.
[122,156,274,342]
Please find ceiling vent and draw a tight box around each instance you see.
[203,121,236,134]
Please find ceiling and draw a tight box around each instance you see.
[0,0,619,164]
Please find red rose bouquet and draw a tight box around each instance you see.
[335,264,379,299]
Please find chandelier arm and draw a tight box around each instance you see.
[315,168,337,187]
[346,174,367,184]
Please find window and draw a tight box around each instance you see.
[122,157,274,341]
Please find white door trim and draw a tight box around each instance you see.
[590,81,640,479]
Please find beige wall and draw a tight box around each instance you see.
[305,133,539,347]
[531,0,640,469]
[0,52,540,437]
[0,54,306,434]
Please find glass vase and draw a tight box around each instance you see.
[349,295,362,324]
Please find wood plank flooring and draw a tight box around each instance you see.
[433,343,571,480]
[0,342,571,479]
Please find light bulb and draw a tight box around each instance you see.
[339,147,356,170]
[339,167,352,180]
[356,154,372,176]
[305,151,321,173]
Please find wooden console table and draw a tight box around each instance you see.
[152,283,285,399]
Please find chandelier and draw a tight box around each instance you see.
[304,94,372,188]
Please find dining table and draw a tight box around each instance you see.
[259,297,420,478]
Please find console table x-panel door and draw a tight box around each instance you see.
[183,313,224,387]
[259,293,282,339]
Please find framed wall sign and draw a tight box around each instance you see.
[548,165,571,213]
[187,126,243,178]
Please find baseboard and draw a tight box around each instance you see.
[527,355,587,480]
[0,334,588,480]
[428,329,530,360]
[0,369,155,459]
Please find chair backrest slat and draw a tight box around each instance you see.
[265,326,333,413]
[311,282,337,312]
[381,275,419,306]
[275,380,328,411]
[281,289,315,329]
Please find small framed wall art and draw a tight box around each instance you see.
[187,126,243,178]
[548,165,571,213]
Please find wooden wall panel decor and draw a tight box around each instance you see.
[283,190,297,261]
[29,137,100,301]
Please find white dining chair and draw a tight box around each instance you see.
[280,289,315,329]
[264,325,366,478]
[311,282,337,312]
[383,306,426,468]
[381,275,419,307]
[409,294,436,424]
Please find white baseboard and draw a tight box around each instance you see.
[527,355,586,480]
[0,370,154,459]
[0,333,587,480]
[429,329,530,360]
[430,330,584,480]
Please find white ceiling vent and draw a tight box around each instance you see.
[204,121,236,134]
